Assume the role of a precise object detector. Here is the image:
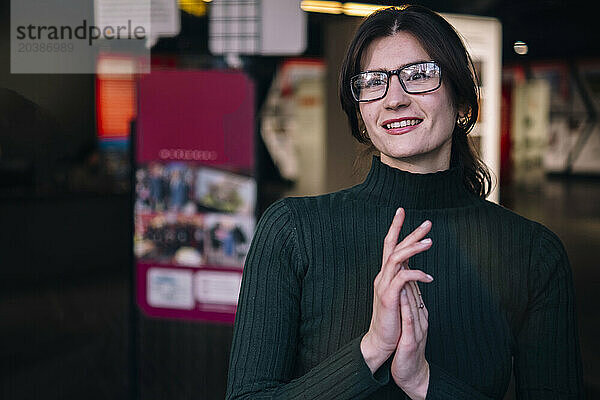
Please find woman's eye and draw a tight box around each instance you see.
[407,72,426,81]
[363,76,385,87]
[367,79,384,86]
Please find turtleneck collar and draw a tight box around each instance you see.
[352,155,480,210]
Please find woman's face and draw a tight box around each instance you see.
[358,31,457,173]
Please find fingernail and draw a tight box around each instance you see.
[421,238,432,245]
[427,274,434,281]
[401,288,407,296]
[396,207,403,215]
[420,220,431,228]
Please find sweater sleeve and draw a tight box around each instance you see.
[425,362,494,399]
[512,224,584,399]
[226,198,389,400]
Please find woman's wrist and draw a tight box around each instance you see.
[396,361,430,400]
[360,332,392,374]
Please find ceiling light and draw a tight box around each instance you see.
[178,0,207,16]
[301,1,343,14]
[513,41,528,55]
[342,2,387,16]
[301,1,393,16]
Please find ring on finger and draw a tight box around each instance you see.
[419,302,425,309]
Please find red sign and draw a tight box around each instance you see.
[136,70,254,170]
[134,70,255,324]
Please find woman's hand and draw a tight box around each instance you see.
[361,207,434,375]
[390,262,430,399]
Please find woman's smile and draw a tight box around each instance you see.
[381,117,423,135]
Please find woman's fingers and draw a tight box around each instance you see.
[380,237,431,284]
[413,281,428,324]
[397,220,432,251]
[407,281,425,341]
[382,207,405,266]
[399,288,417,346]
[385,238,432,275]
[389,267,432,334]
[381,212,433,283]
[404,264,429,327]
[400,265,426,340]
[389,268,434,294]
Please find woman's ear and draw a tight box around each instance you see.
[456,104,471,128]
[356,110,369,141]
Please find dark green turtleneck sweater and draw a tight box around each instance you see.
[226,156,583,399]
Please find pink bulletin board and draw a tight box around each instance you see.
[136,70,254,172]
[134,70,255,324]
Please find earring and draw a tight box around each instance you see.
[362,128,371,141]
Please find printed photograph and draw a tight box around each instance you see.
[135,212,207,267]
[194,167,256,214]
[203,213,255,268]
[136,162,256,215]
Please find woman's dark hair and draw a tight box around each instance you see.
[339,5,493,198]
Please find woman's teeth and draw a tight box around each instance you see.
[385,119,421,129]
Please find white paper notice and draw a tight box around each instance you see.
[95,0,151,36]
[260,0,306,55]
[148,0,181,47]
[209,0,305,55]
[148,268,194,309]
[195,271,242,305]
[95,0,180,48]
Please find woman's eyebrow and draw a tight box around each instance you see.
[362,60,430,72]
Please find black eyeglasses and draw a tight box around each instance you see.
[350,61,442,102]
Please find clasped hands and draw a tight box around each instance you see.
[361,207,433,400]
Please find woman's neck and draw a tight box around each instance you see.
[351,155,479,210]
[379,150,451,174]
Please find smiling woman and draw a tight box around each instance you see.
[339,5,487,191]
[226,5,584,400]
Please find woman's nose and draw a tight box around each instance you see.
[383,75,411,109]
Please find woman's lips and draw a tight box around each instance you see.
[381,118,423,135]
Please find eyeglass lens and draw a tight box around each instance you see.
[351,61,440,102]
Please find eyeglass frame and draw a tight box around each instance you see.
[350,60,442,102]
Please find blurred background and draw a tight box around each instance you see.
[1,0,599,399]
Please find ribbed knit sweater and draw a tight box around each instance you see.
[226,155,583,399]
